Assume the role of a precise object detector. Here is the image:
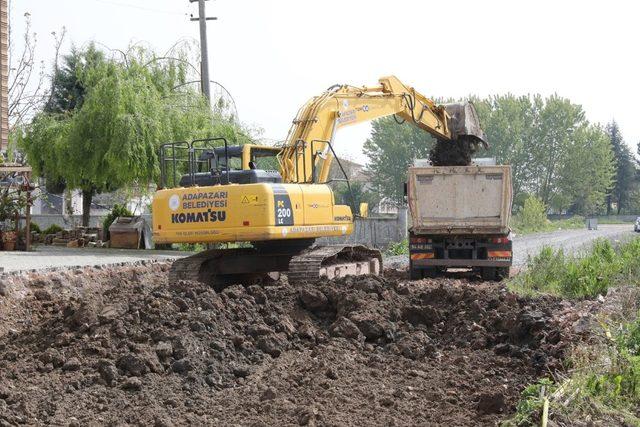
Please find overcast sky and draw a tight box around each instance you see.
[10,0,640,164]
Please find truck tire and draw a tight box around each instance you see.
[496,267,510,280]
[481,267,497,281]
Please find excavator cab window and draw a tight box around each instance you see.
[248,147,281,171]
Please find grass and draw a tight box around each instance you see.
[385,238,408,256]
[505,237,640,425]
[510,216,585,236]
[508,238,640,298]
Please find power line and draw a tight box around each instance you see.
[87,0,188,16]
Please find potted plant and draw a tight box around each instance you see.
[0,188,26,251]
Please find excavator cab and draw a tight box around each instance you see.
[159,139,283,189]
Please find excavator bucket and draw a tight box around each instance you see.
[430,102,489,166]
[444,102,488,148]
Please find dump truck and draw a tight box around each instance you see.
[406,161,513,280]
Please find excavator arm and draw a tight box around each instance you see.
[278,75,486,184]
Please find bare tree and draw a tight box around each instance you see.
[7,11,65,131]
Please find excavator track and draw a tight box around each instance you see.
[287,245,383,283]
[168,243,382,287]
[169,247,291,289]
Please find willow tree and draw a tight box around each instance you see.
[23,45,251,225]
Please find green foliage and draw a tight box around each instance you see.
[606,121,637,215]
[43,224,64,235]
[21,43,254,225]
[504,378,557,426]
[363,116,433,205]
[511,196,585,235]
[473,95,614,215]
[556,124,615,215]
[509,238,640,298]
[28,222,41,234]
[539,318,640,425]
[584,322,640,407]
[0,188,28,227]
[332,181,380,214]
[45,44,105,114]
[512,196,548,232]
[511,216,585,236]
[386,239,408,256]
[102,204,133,240]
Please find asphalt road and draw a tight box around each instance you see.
[0,246,189,273]
[1,225,636,273]
[511,224,636,266]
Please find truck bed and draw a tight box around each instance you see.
[407,165,512,235]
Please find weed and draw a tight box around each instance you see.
[42,224,64,235]
[386,238,408,256]
[509,238,640,299]
[503,378,556,426]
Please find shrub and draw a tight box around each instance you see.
[514,196,548,232]
[386,238,408,256]
[43,224,64,235]
[28,222,41,233]
[103,204,133,240]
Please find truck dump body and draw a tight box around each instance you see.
[407,165,512,235]
[407,165,513,281]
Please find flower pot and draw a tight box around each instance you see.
[2,231,17,251]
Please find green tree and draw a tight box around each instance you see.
[22,44,251,226]
[364,94,615,215]
[332,181,380,214]
[363,117,433,205]
[556,124,615,215]
[473,94,536,197]
[45,44,105,114]
[606,121,636,214]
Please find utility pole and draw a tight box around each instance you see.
[190,0,217,105]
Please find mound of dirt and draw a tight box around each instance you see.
[0,264,579,425]
[429,137,482,166]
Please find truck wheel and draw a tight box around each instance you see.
[481,267,497,281]
[496,267,510,280]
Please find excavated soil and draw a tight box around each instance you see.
[0,263,587,426]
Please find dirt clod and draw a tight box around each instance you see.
[477,391,506,414]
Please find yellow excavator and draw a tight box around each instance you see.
[152,76,486,286]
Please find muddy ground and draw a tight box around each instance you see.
[0,263,595,426]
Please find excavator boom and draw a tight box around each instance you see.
[279,75,486,184]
